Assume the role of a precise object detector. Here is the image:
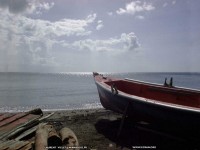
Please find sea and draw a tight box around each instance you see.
[0,72,199,112]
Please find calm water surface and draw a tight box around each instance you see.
[0,72,199,112]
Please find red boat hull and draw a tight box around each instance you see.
[93,72,200,135]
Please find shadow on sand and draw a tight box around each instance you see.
[95,117,200,150]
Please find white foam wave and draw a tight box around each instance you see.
[0,102,103,113]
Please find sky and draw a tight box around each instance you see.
[0,0,199,73]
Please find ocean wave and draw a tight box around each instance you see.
[0,102,103,113]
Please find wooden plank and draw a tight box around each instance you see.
[0,113,26,127]
[0,114,41,140]
[1,116,41,140]
[1,140,16,150]
[13,141,29,150]
[0,140,10,148]
[20,142,34,150]
[15,112,54,140]
[15,124,45,141]
[0,113,15,122]
[0,109,42,138]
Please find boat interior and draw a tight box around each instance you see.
[104,80,200,108]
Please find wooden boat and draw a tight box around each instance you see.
[93,72,200,132]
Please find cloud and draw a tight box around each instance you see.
[97,20,102,24]
[0,13,96,38]
[136,15,145,19]
[86,13,97,23]
[172,1,176,5]
[163,2,168,7]
[63,32,140,52]
[121,32,140,51]
[116,1,155,15]
[163,1,176,8]
[39,2,54,11]
[96,20,104,30]
[108,12,113,16]
[0,0,54,14]
[0,10,97,71]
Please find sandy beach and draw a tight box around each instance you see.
[43,108,200,150]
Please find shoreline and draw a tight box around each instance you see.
[0,105,103,113]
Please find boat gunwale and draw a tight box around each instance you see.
[125,78,200,93]
[95,79,200,113]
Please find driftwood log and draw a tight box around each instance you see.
[35,123,50,150]
[48,125,62,148]
[59,127,79,150]
[35,124,79,150]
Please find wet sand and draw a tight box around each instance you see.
[44,108,200,150]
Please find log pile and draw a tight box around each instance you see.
[0,108,54,150]
[35,124,79,150]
